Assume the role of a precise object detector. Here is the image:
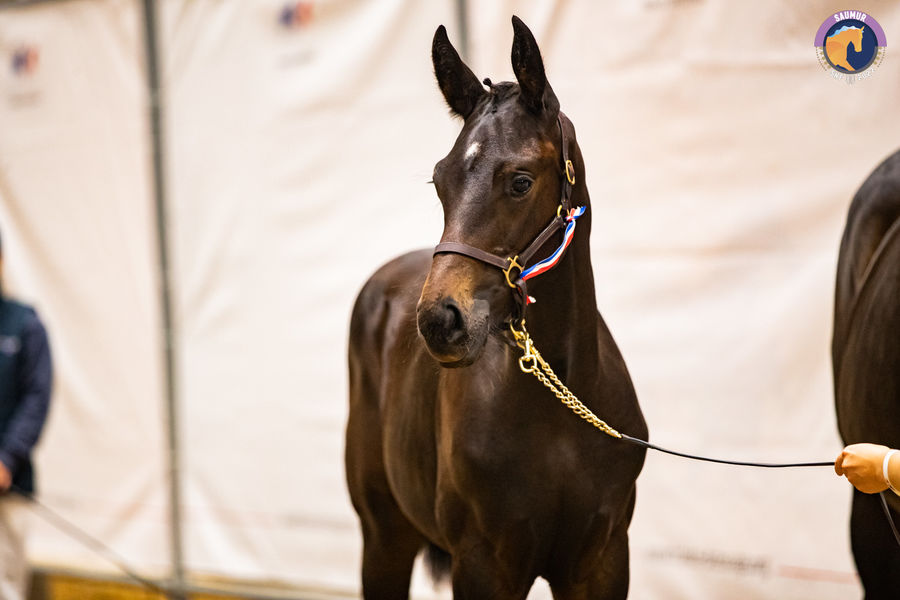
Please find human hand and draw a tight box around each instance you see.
[835,443,891,494]
[0,460,10,492]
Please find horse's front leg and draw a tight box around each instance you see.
[360,518,422,600]
[450,538,535,600]
[347,396,424,599]
[548,522,630,600]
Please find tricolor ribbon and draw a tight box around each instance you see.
[519,205,586,305]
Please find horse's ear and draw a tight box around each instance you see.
[432,25,485,119]
[511,16,559,117]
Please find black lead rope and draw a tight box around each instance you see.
[618,433,834,468]
[11,459,900,586]
[617,435,900,551]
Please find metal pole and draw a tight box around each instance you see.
[455,0,469,61]
[0,0,71,10]
[140,0,186,598]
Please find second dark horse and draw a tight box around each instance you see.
[346,17,647,599]
[833,148,900,599]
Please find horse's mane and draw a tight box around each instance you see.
[482,79,518,113]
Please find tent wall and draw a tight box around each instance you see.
[0,0,170,575]
[2,0,900,598]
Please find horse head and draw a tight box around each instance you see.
[850,27,865,52]
[417,16,570,367]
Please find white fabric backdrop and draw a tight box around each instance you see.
[160,0,458,591]
[3,0,900,598]
[0,0,170,576]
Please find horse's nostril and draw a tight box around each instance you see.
[443,300,465,339]
[416,295,472,358]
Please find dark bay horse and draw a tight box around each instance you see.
[346,17,647,599]
[833,148,900,598]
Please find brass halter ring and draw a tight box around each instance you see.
[504,256,524,288]
[564,159,576,185]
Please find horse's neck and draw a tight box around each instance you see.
[521,214,600,369]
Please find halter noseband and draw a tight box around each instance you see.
[432,112,585,325]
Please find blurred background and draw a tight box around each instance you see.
[0,0,898,598]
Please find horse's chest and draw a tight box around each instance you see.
[439,395,587,510]
[383,342,604,537]
[432,422,610,558]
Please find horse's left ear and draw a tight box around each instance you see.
[511,16,559,117]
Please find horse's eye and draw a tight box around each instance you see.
[511,175,533,196]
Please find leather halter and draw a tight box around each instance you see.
[432,112,578,324]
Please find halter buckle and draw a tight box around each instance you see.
[564,160,576,185]
[504,256,523,288]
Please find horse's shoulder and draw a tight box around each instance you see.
[354,249,430,306]
[350,249,431,345]
[372,249,433,281]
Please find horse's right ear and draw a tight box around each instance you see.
[511,16,558,117]
[432,25,484,119]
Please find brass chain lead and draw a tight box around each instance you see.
[510,322,622,439]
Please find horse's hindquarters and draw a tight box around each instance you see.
[833,150,900,447]
[834,231,900,447]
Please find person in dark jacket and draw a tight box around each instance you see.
[0,228,52,600]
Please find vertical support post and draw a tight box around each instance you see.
[140,0,186,598]
[455,0,469,60]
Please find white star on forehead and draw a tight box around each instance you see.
[465,142,480,160]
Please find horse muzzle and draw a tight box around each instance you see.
[416,294,490,367]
